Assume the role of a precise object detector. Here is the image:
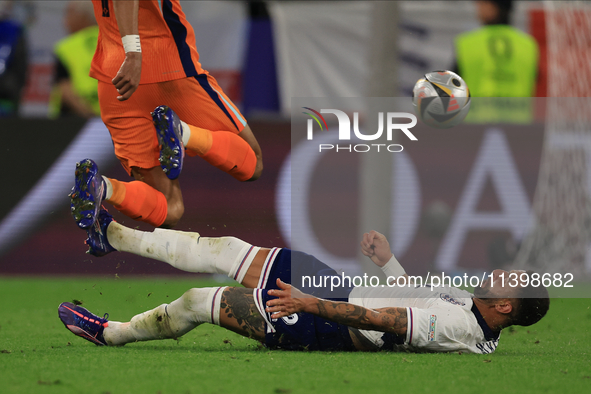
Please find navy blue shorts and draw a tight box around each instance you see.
[260,249,355,351]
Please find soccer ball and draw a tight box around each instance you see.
[412,70,471,129]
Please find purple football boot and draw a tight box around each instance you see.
[85,207,117,257]
[69,159,105,229]
[58,302,109,346]
[152,105,185,180]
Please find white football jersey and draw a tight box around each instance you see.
[348,285,500,354]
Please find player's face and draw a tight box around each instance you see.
[474,269,527,298]
[475,1,500,24]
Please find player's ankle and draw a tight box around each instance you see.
[184,124,212,155]
[102,176,112,200]
[181,120,190,146]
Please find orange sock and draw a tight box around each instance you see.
[185,125,256,181]
[105,179,168,227]
[105,178,126,206]
[185,124,213,156]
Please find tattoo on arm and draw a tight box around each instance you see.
[312,300,407,335]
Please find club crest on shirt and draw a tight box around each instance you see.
[428,314,437,342]
[440,293,466,306]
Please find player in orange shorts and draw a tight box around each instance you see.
[70,0,262,233]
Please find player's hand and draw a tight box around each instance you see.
[360,230,393,267]
[112,52,142,101]
[266,279,311,319]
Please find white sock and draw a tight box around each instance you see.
[102,176,113,200]
[181,120,191,146]
[107,222,259,282]
[104,286,226,346]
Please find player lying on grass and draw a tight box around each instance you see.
[69,0,263,231]
[59,209,549,354]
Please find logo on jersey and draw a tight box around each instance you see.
[440,293,466,306]
[428,314,437,342]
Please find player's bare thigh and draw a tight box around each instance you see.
[218,287,267,341]
[239,248,273,289]
[130,166,184,228]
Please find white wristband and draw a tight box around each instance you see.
[122,35,141,53]
[380,254,406,278]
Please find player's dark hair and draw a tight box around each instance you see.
[486,0,513,25]
[510,270,550,327]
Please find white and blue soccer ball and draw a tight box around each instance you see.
[412,70,471,129]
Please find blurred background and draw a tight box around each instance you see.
[1,1,590,281]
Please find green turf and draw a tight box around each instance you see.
[1,277,590,394]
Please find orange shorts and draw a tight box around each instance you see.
[98,73,247,174]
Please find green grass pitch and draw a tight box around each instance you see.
[1,277,590,394]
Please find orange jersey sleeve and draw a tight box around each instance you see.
[90,0,204,84]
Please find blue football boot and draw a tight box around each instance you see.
[69,159,104,229]
[85,207,116,257]
[152,105,185,180]
[58,302,109,346]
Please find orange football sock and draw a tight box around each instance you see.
[105,178,126,206]
[106,179,168,227]
[185,125,256,181]
[185,124,213,156]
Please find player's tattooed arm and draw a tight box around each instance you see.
[266,279,407,335]
[314,301,408,335]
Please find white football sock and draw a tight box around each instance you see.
[181,120,191,146]
[102,176,113,200]
[104,286,226,346]
[107,222,259,283]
